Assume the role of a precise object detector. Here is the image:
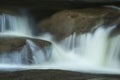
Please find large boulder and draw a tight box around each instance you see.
[38,7,120,41]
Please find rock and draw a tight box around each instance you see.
[0,70,119,80]
[38,7,120,41]
[0,0,119,8]
[0,8,21,16]
[82,0,119,3]
[0,36,51,52]
[0,36,52,64]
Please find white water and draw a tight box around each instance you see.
[0,10,120,74]
[0,40,51,65]
[0,13,32,36]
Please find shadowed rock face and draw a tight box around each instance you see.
[82,0,119,2]
[0,70,120,80]
[0,36,51,52]
[0,0,119,6]
[38,7,120,41]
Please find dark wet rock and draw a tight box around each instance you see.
[0,70,120,80]
[82,0,119,3]
[0,8,22,16]
[0,36,51,52]
[38,7,120,41]
[0,0,119,8]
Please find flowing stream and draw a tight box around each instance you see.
[0,9,120,74]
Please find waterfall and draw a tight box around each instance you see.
[0,9,120,74]
[58,26,115,66]
[0,40,50,64]
[0,13,32,36]
[107,36,120,69]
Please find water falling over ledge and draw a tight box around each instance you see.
[0,25,119,74]
[0,8,120,75]
[0,11,32,36]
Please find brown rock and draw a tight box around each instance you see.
[0,36,51,52]
[38,7,120,41]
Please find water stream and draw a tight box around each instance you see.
[0,8,120,74]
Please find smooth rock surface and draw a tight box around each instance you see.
[38,7,120,41]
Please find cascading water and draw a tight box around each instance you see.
[31,25,120,74]
[0,12,32,36]
[0,8,120,74]
[0,11,51,70]
[0,40,50,64]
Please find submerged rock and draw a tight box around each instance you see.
[38,7,120,41]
